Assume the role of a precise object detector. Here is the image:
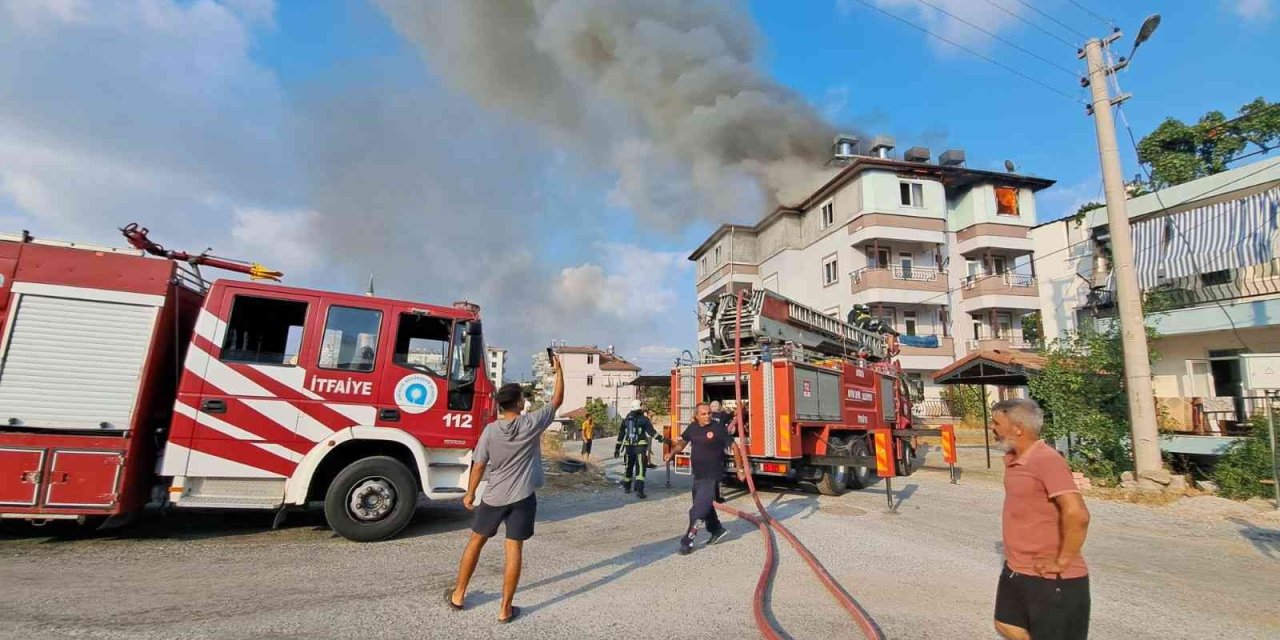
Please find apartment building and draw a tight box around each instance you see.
[1033,157,1280,430]
[688,138,1055,413]
[532,344,641,419]
[486,346,508,387]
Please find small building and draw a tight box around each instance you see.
[532,344,642,419]
[486,346,508,387]
[1032,157,1280,431]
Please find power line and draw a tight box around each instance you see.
[905,160,1280,310]
[1063,0,1115,28]
[904,0,1080,75]
[1002,0,1089,39]
[1117,103,1261,351]
[977,0,1079,48]
[847,0,1083,104]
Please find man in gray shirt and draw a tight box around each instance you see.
[445,353,563,624]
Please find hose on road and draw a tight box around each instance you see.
[716,288,887,639]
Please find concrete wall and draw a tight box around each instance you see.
[858,170,947,218]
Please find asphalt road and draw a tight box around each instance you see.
[2,440,1277,640]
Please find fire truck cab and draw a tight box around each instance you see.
[0,230,493,541]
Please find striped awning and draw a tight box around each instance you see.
[1132,186,1279,288]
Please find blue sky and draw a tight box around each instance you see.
[0,0,1275,377]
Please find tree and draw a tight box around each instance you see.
[1069,201,1105,227]
[1027,323,1160,482]
[1020,311,1042,347]
[641,386,669,416]
[584,398,619,437]
[1137,97,1280,190]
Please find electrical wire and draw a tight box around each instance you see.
[899,160,1280,310]
[846,0,1084,104]
[977,0,1080,48]
[1063,0,1115,28]
[1116,103,1262,351]
[904,0,1080,75]
[1002,0,1089,39]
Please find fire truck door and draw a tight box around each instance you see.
[181,290,318,479]
[380,309,468,448]
[298,302,388,432]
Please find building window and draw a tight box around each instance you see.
[995,186,1020,216]
[820,201,835,229]
[714,245,722,265]
[899,182,924,208]
[318,306,382,372]
[903,310,917,336]
[586,375,594,386]
[939,308,950,337]
[700,257,707,274]
[1200,269,1231,286]
[996,312,1014,338]
[587,354,595,364]
[991,256,1008,275]
[874,306,896,328]
[822,255,839,286]
[867,247,890,269]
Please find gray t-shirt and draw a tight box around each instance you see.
[473,405,556,506]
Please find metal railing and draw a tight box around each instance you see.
[963,272,1037,288]
[911,399,960,419]
[1090,260,1280,314]
[852,265,945,283]
[964,335,1039,352]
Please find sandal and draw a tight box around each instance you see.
[499,606,522,624]
[444,587,464,611]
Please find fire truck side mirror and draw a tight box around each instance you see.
[465,322,484,369]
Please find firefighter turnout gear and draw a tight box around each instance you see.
[614,408,664,499]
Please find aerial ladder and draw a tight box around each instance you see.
[703,289,897,362]
[120,223,283,282]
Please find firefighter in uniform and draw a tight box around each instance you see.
[614,400,665,499]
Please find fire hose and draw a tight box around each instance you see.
[715,289,887,640]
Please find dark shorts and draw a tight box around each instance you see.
[472,493,537,541]
[995,565,1090,640]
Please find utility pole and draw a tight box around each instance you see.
[1080,24,1164,487]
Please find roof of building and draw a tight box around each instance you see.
[931,349,1046,386]
[562,407,591,420]
[1080,157,1280,229]
[689,155,1056,259]
[552,345,642,372]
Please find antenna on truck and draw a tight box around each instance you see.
[120,223,283,282]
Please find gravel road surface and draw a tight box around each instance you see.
[2,439,1277,640]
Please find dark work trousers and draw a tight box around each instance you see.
[622,445,648,488]
[581,439,593,456]
[683,476,724,547]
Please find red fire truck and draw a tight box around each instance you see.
[668,290,951,496]
[0,226,493,541]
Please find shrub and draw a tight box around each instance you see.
[1213,412,1278,500]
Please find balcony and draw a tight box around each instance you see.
[848,213,947,247]
[851,266,949,305]
[1085,261,1280,336]
[959,273,1040,313]
[898,335,955,356]
[964,334,1039,353]
[955,223,1034,257]
[896,334,957,370]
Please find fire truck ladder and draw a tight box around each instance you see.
[710,290,890,361]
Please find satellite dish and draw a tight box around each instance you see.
[1004,160,1017,173]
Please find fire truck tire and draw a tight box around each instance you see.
[324,456,417,542]
[846,437,875,491]
[815,436,852,497]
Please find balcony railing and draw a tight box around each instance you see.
[912,399,961,419]
[1086,260,1280,315]
[960,273,1038,300]
[964,335,1039,352]
[854,265,944,283]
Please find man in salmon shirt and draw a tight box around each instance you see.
[990,398,1092,640]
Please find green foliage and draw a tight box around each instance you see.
[1137,97,1280,190]
[584,398,620,437]
[1021,311,1042,346]
[1213,412,1278,500]
[941,386,985,425]
[1027,323,1161,482]
[1069,201,1104,227]
[642,386,670,416]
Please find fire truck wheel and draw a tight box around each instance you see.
[815,436,852,498]
[324,456,417,542]
[846,437,875,491]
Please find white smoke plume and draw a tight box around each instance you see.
[376,0,839,227]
